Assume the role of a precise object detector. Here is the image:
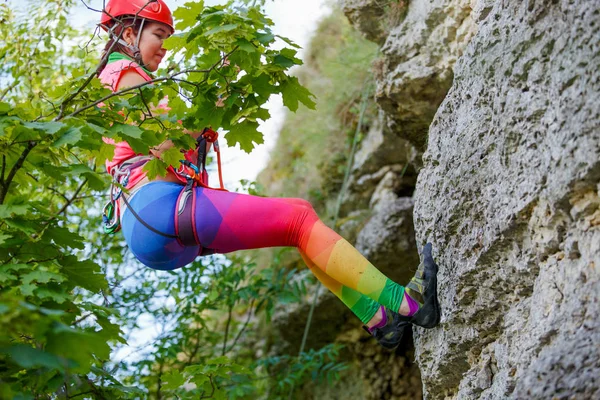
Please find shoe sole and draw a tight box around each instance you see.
[423,258,441,328]
[415,243,441,329]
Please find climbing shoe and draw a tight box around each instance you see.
[401,243,441,329]
[363,306,411,350]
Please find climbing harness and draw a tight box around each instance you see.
[102,128,227,248]
[173,128,226,248]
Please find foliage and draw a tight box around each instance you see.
[256,343,348,397]
[0,0,346,398]
[256,9,379,217]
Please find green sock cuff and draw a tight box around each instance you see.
[352,297,382,324]
[377,279,405,313]
[342,286,381,324]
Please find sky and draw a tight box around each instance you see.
[72,0,332,188]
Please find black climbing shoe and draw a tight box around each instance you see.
[363,307,411,350]
[401,243,441,329]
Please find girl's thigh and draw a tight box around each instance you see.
[194,188,319,253]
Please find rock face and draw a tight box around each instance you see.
[340,0,600,398]
[413,1,600,398]
[372,0,479,150]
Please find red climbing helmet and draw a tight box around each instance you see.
[100,0,174,33]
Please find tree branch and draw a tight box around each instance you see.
[48,186,70,202]
[186,329,202,365]
[0,80,19,102]
[137,88,166,130]
[226,300,254,355]
[54,179,88,218]
[61,68,210,120]
[222,304,233,357]
[157,360,164,400]
[55,72,101,121]
[73,312,94,326]
[0,141,37,205]
[200,375,216,399]
[1,155,5,184]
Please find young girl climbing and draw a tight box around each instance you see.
[98,0,441,350]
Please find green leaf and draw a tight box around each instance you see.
[203,23,238,37]
[257,31,275,44]
[4,217,38,235]
[110,123,143,139]
[207,289,219,301]
[0,270,17,283]
[252,107,270,121]
[1,345,68,370]
[225,121,264,153]
[52,126,82,147]
[273,54,295,69]
[23,121,65,135]
[276,34,301,49]
[65,165,105,191]
[235,39,256,53]
[0,102,11,115]
[280,77,316,112]
[206,355,230,365]
[96,315,126,344]
[173,1,204,30]
[163,370,187,390]
[19,283,37,296]
[44,226,86,250]
[4,264,29,273]
[96,141,116,163]
[161,147,184,169]
[195,50,223,69]
[34,288,70,304]
[143,158,168,180]
[46,324,111,371]
[251,74,276,99]
[0,204,29,219]
[60,257,107,292]
[194,100,226,129]
[21,270,66,285]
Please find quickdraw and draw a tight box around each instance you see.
[102,128,227,249]
[102,155,152,234]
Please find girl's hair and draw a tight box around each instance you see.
[97,17,143,75]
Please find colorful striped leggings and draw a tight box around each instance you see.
[122,181,406,323]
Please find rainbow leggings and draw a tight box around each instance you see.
[122,181,406,323]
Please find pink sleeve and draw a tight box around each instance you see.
[98,59,152,91]
[102,137,135,172]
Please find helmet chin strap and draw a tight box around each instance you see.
[111,18,147,67]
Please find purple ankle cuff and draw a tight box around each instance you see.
[368,306,387,333]
[406,294,420,316]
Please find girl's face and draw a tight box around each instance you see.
[123,21,171,72]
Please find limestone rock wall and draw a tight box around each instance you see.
[340,0,600,398]
[413,1,600,398]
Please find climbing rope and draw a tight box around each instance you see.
[288,77,373,398]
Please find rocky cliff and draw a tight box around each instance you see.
[341,0,600,399]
